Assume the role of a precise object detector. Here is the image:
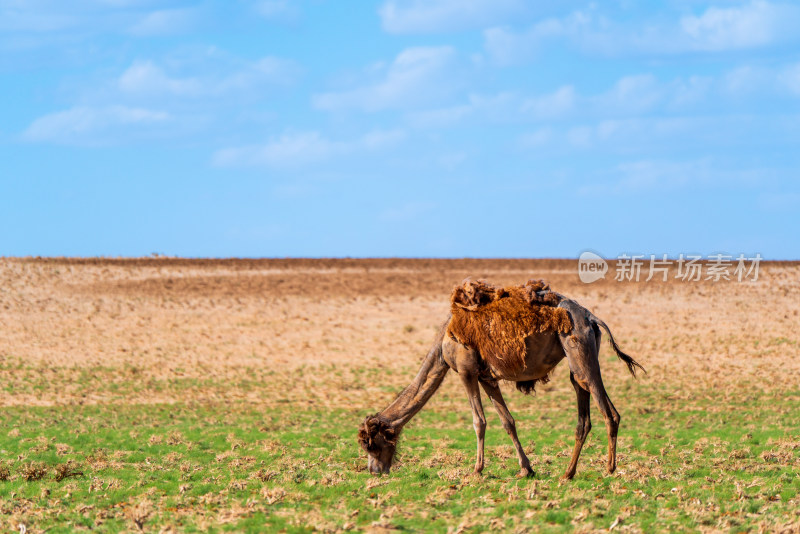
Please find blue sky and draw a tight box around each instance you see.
[1,0,799,258]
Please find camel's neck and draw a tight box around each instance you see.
[381,320,451,429]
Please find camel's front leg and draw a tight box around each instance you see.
[479,379,533,478]
[458,372,486,474]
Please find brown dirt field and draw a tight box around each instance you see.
[1,257,799,409]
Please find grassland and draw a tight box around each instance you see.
[1,258,799,532]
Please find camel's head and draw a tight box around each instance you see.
[358,414,398,475]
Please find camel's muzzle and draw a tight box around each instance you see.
[368,456,390,475]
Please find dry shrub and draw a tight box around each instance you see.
[166,431,185,445]
[320,472,345,486]
[54,461,83,482]
[22,462,48,481]
[761,450,794,465]
[126,500,152,531]
[228,480,248,491]
[728,448,751,460]
[163,452,182,464]
[31,436,51,453]
[179,461,195,474]
[218,504,257,525]
[250,469,276,482]
[261,487,286,505]
[229,456,256,468]
[0,464,10,481]
[448,279,572,376]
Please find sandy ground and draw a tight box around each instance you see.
[1,257,799,408]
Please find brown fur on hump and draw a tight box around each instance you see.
[448,279,572,377]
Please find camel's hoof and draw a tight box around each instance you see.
[518,468,534,478]
[607,466,617,475]
[560,473,575,482]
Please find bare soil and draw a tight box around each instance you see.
[2,257,798,409]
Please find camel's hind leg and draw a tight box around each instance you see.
[594,382,621,474]
[479,379,533,478]
[559,305,621,476]
[561,371,591,480]
[458,372,486,474]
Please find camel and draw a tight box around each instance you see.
[358,280,644,480]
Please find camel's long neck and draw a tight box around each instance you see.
[381,319,451,429]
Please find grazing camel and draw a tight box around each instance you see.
[358,280,644,480]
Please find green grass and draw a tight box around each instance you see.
[1,386,800,532]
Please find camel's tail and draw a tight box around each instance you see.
[589,314,646,377]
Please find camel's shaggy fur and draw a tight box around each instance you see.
[358,414,397,452]
[515,375,550,395]
[447,279,572,377]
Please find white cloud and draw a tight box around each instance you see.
[778,63,800,95]
[680,1,799,51]
[566,125,593,148]
[484,11,593,65]
[18,47,301,146]
[128,8,198,37]
[409,71,711,129]
[406,92,518,127]
[517,112,800,162]
[612,160,696,190]
[215,132,334,167]
[254,0,299,21]
[213,129,406,168]
[23,105,169,144]
[670,76,712,107]
[116,55,299,98]
[360,129,406,149]
[313,46,457,112]
[599,74,662,114]
[484,2,800,63]
[580,158,774,196]
[519,128,551,148]
[406,104,472,128]
[217,56,300,91]
[119,60,202,96]
[378,0,525,33]
[521,85,576,118]
[723,65,764,95]
[0,2,199,37]
[723,63,800,97]
[0,5,76,32]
